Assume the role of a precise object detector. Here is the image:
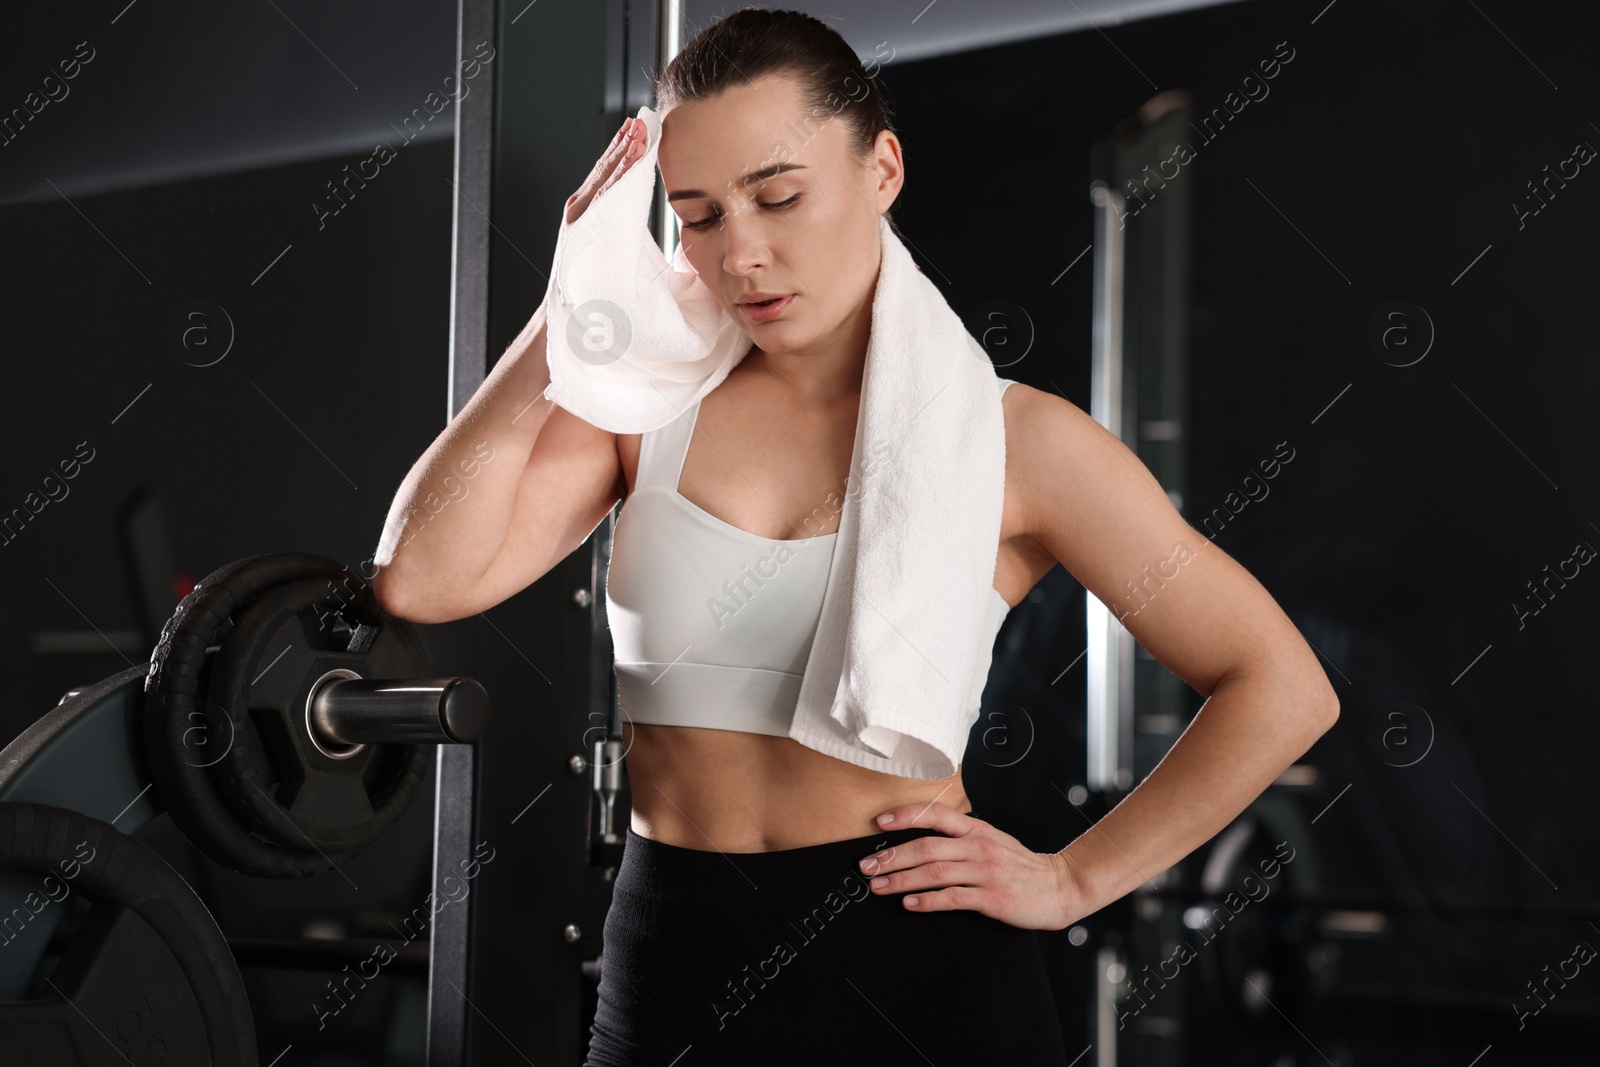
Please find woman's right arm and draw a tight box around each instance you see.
[367,297,625,624]
[369,115,649,623]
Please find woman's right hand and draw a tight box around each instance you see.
[564,117,648,226]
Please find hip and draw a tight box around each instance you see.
[584,812,1069,1066]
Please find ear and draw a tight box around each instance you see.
[871,129,905,214]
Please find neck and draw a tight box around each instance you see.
[738,286,875,406]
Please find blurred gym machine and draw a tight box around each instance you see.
[1080,91,1335,1067]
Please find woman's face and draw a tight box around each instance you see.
[657,74,902,354]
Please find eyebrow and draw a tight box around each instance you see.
[667,162,809,202]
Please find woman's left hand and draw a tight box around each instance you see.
[858,802,1081,931]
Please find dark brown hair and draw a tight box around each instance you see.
[655,7,905,239]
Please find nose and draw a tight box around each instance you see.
[718,206,772,277]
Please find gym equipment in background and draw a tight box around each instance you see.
[0,552,490,1064]
[0,801,258,1066]
[141,552,482,878]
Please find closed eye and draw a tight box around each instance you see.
[682,193,802,232]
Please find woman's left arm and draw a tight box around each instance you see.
[1018,384,1340,922]
[862,385,1339,929]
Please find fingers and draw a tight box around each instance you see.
[856,812,994,895]
[859,832,969,875]
[874,799,976,834]
[864,846,982,898]
[565,118,649,225]
[861,850,998,918]
[594,120,645,199]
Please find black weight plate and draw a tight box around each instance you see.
[206,575,432,854]
[143,553,368,877]
[0,802,257,1066]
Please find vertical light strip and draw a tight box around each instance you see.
[1087,180,1131,794]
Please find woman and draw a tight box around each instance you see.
[371,9,1339,1066]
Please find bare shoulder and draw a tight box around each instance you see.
[1001,381,1336,709]
[998,381,1123,566]
[1000,380,1203,591]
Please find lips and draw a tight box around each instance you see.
[736,292,795,322]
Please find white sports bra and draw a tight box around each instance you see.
[605,379,1016,738]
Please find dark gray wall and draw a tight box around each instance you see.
[0,0,459,206]
[0,133,461,739]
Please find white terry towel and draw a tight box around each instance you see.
[542,105,1007,781]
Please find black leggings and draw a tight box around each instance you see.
[583,812,1070,1066]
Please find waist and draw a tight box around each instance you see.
[615,814,970,906]
[621,721,970,852]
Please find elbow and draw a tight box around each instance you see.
[1309,681,1339,739]
[1285,651,1339,733]
[1320,691,1340,731]
[369,559,489,626]
[1317,668,1340,723]
[369,565,427,624]
[1268,662,1340,739]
